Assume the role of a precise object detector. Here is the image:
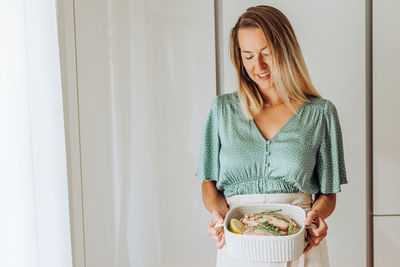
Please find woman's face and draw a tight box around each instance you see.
[238,27,273,90]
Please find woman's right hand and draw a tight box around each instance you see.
[206,210,226,249]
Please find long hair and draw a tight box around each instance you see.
[230,5,322,119]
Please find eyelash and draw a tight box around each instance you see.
[245,53,270,60]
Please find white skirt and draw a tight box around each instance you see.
[216,193,330,267]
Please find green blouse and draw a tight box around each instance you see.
[195,91,348,197]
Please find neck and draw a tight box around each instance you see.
[259,87,283,106]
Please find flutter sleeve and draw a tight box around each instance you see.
[195,97,220,181]
[316,100,348,193]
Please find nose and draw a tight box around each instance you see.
[255,55,268,72]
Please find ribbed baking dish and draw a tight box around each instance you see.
[223,203,306,262]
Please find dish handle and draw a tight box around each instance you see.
[304,223,318,248]
[214,223,225,228]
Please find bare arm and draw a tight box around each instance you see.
[202,180,229,216]
[311,193,336,219]
[303,193,336,254]
[202,180,228,249]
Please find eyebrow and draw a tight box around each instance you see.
[241,46,269,53]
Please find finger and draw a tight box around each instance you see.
[213,230,223,241]
[304,216,312,226]
[308,228,326,238]
[216,226,223,235]
[304,211,317,226]
[308,220,328,237]
[207,225,223,239]
[310,232,327,246]
[208,217,217,228]
[303,243,312,254]
[206,226,219,238]
[217,234,225,249]
[206,225,215,236]
[216,229,224,242]
[216,217,224,224]
[221,235,226,248]
[211,230,224,242]
[217,232,223,242]
[208,212,223,228]
[207,229,218,241]
[207,213,224,232]
[307,235,318,248]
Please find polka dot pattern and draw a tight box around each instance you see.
[195,91,348,197]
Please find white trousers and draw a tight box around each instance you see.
[216,193,330,267]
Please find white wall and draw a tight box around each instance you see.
[59,0,217,266]
[58,0,368,266]
[373,0,400,266]
[373,0,400,215]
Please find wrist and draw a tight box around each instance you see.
[310,207,328,220]
[311,208,321,216]
[212,207,228,217]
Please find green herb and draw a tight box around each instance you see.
[270,214,290,223]
[288,222,295,235]
[249,221,283,236]
[254,209,282,216]
[254,209,290,223]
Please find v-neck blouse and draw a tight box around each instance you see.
[195,91,348,197]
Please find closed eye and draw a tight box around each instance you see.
[243,52,269,60]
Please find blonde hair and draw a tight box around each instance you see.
[230,5,322,119]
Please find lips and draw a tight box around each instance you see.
[257,72,271,79]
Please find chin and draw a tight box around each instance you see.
[257,83,274,91]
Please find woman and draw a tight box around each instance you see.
[196,5,347,267]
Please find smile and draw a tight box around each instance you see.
[257,72,271,78]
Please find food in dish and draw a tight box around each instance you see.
[229,218,247,234]
[228,209,300,236]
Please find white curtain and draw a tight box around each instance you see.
[0,1,72,267]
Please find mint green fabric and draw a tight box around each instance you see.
[195,91,348,197]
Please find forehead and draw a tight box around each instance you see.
[238,27,269,52]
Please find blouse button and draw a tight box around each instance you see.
[268,151,271,155]
[267,163,271,167]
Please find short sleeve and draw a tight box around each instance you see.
[195,97,221,181]
[316,101,348,193]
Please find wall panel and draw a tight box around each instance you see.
[373,0,400,215]
[73,0,216,266]
[374,216,400,266]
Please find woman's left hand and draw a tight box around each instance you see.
[303,210,328,254]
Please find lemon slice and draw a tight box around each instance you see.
[229,218,246,234]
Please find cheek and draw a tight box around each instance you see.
[266,59,273,70]
[242,63,253,75]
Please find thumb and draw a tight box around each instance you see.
[304,210,316,226]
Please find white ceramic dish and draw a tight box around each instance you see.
[222,203,306,263]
